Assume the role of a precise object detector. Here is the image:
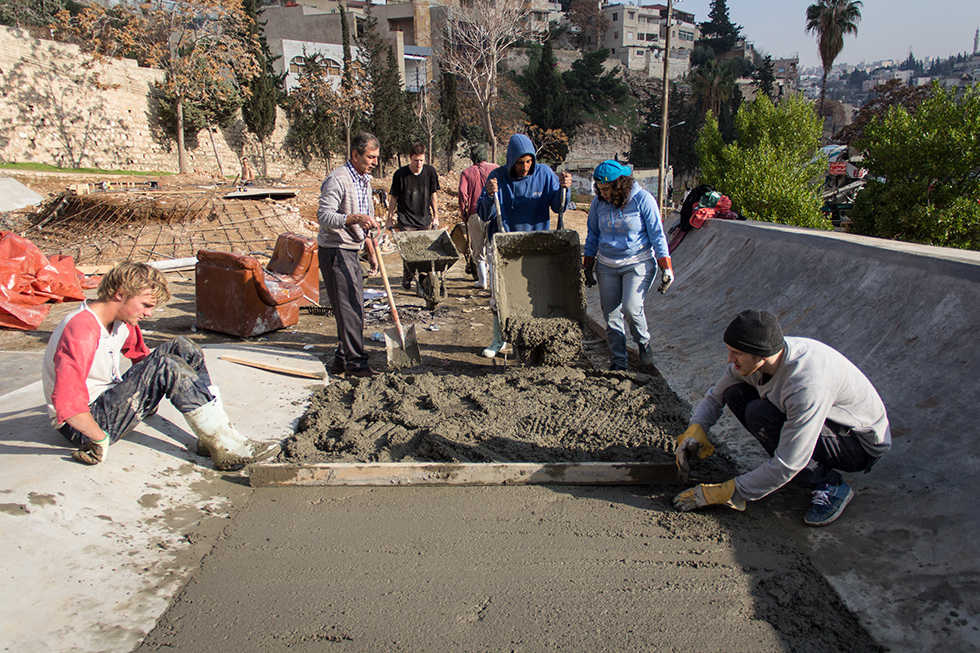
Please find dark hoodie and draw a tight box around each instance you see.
[476,134,568,235]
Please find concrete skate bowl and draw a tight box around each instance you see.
[634,218,980,652]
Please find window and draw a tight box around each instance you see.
[612,12,618,21]
[613,31,619,40]
[627,30,633,41]
[637,50,645,56]
[289,56,305,74]
[628,11,634,20]
[678,29,694,41]
[638,16,646,23]
[637,33,644,41]
[647,33,658,41]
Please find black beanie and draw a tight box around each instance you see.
[723,310,785,357]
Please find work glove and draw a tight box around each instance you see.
[658,267,674,294]
[72,434,110,465]
[583,256,597,287]
[675,424,715,473]
[673,479,745,512]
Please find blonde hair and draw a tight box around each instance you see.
[97,261,171,303]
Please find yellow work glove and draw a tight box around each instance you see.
[72,434,109,465]
[675,424,715,473]
[673,479,745,512]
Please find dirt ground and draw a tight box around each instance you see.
[3,170,885,652]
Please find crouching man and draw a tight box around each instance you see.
[42,261,280,470]
[673,310,890,526]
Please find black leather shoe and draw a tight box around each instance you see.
[346,367,378,378]
[330,362,345,375]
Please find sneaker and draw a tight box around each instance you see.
[639,343,654,367]
[804,481,854,527]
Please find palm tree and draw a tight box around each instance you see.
[689,60,736,118]
[805,0,862,112]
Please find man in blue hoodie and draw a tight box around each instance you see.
[476,134,572,357]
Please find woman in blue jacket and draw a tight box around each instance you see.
[583,160,673,371]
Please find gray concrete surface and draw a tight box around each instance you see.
[586,218,980,652]
[0,345,325,653]
[0,176,44,211]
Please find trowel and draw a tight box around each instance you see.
[365,236,422,369]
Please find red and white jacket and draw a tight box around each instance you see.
[42,302,150,427]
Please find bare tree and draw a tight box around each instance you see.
[438,0,541,162]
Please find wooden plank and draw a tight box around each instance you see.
[217,355,326,380]
[248,462,683,488]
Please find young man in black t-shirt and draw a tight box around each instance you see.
[387,142,440,291]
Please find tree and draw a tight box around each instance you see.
[1,0,68,27]
[834,78,932,145]
[696,94,828,229]
[805,0,862,111]
[439,71,462,172]
[282,53,341,172]
[689,59,736,118]
[241,0,283,177]
[697,0,742,55]
[631,82,703,180]
[848,83,980,250]
[359,1,411,170]
[567,0,608,51]
[519,39,578,163]
[753,55,776,100]
[562,48,629,115]
[439,0,542,162]
[55,0,259,174]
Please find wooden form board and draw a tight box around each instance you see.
[248,461,683,488]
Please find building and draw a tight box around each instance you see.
[599,3,698,79]
[259,1,435,92]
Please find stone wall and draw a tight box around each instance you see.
[0,26,302,176]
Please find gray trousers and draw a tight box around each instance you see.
[319,246,369,372]
[723,382,877,489]
[59,337,213,446]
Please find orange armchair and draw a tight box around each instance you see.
[265,233,319,306]
[195,249,305,338]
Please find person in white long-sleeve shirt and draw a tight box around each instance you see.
[672,310,890,527]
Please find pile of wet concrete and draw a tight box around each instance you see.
[280,366,735,480]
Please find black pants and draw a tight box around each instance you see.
[59,337,213,446]
[724,383,875,490]
[319,246,370,372]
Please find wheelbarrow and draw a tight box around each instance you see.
[449,222,479,281]
[490,229,586,365]
[392,229,460,311]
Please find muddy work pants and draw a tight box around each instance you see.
[723,382,878,490]
[59,337,213,447]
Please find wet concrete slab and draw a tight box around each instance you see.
[0,345,323,653]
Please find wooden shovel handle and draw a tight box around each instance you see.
[365,235,404,336]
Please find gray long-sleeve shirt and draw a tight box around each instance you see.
[691,337,891,502]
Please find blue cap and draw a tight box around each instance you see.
[593,160,633,184]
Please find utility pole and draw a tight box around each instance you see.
[657,0,673,221]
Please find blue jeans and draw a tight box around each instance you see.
[723,383,876,489]
[59,337,213,446]
[596,258,657,370]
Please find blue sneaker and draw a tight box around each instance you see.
[804,481,854,527]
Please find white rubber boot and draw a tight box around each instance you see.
[184,397,280,471]
[475,262,488,289]
[482,314,507,358]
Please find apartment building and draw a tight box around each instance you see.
[599,3,697,79]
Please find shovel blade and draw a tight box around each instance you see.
[384,323,422,369]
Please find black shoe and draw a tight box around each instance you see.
[402,277,412,290]
[346,366,379,378]
[330,361,345,375]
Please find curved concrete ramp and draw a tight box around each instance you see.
[598,219,980,652]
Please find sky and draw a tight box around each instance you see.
[651,0,980,70]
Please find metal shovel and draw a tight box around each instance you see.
[365,236,422,369]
